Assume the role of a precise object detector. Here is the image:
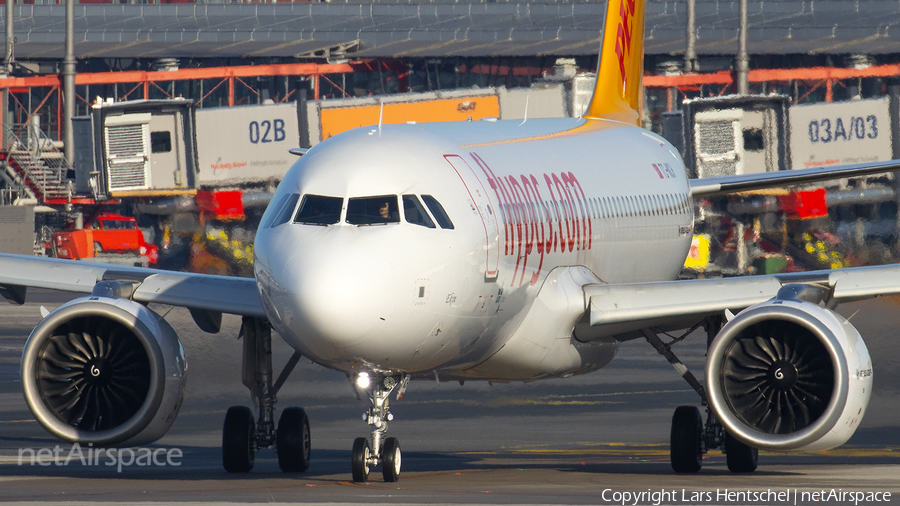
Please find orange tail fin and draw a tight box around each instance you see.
[583,0,646,126]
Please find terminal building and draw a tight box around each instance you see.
[4,0,900,119]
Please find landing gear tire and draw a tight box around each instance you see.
[725,432,758,473]
[223,406,255,473]
[670,406,703,473]
[382,437,401,482]
[351,437,371,482]
[277,407,311,472]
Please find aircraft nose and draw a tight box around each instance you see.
[286,245,395,350]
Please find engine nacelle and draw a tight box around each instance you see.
[706,298,872,453]
[21,296,187,447]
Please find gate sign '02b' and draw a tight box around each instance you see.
[195,103,300,186]
[789,97,892,170]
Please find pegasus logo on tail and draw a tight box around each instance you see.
[583,0,645,125]
[615,0,636,87]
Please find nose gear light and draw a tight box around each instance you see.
[356,372,371,389]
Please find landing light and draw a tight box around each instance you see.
[356,372,371,389]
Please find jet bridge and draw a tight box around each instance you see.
[72,99,198,200]
[680,95,790,179]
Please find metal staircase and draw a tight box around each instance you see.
[0,121,71,205]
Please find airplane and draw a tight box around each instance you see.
[4,0,900,482]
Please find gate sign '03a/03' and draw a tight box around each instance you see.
[789,96,893,170]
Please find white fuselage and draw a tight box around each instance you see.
[253,117,693,381]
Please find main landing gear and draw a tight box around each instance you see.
[642,316,758,474]
[350,371,409,482]
[222,317,311,474]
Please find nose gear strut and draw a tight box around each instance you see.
[351,372,409,482]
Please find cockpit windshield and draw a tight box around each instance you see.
[293,194,343,225]
[402,195,436,228]
[263,193,300,228]
[421,195,454,229]
[346,196,400,225]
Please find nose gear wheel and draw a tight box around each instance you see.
[382,437,401,482]
[351,437,371,482]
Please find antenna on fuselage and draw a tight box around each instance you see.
[518,94,529,126]
[378,99,384,136]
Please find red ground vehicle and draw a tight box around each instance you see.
[91,213,143,253]
[54,213,158,264]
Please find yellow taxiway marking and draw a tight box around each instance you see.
[407,389,694,408]
[456,446,899,458]
[812,448,899,457]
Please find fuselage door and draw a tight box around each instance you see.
[444,154,499,279]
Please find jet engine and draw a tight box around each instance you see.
[706,293,872,453]
[21,296,187,447]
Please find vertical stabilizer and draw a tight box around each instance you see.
[583,0,646,126]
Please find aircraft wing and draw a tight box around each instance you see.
[690,159,900,197]
[0,253,265,317]
[576,263,900,341]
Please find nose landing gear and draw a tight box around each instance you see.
[350,372,409,482]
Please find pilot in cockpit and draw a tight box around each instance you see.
[377,199,399,222]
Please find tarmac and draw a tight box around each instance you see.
[1,289,898,505]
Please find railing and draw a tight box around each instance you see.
[1,120,72,203]
[8,0,317,4]
[0,187,20,206]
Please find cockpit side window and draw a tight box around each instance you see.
[346,195,400,225]
[402,195,436,228]
[263,193,301,228]
[293,194,343,225]
[421,195,454,230]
